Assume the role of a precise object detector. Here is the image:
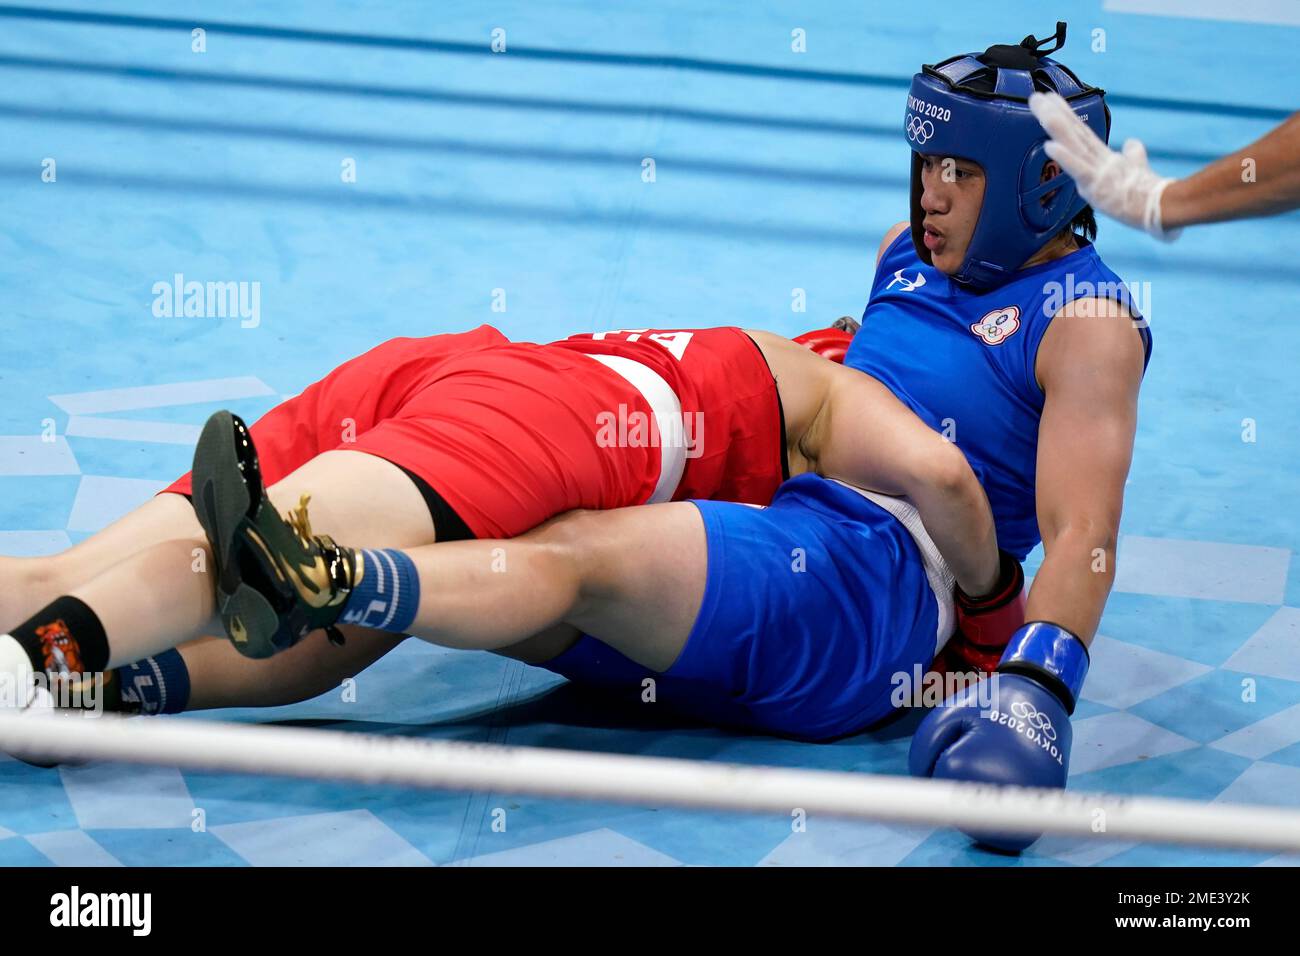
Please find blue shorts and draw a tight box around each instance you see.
[542,474,942,741]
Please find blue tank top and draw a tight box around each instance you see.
[845,232,1152,560]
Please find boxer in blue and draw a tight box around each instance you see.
[180,25,1146,853]
[852,22,1150,849]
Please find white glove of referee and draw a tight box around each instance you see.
[1028,91,1182,241]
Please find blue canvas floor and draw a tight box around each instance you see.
[1,0,1299,865]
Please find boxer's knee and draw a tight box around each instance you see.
[526,510,607,582]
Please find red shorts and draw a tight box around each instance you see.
[165,325,674,539]
[167,324,784,539]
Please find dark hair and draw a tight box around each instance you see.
[1068,204,1098,242]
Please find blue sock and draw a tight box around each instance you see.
[118,650,191,715]
[338,548,421,634]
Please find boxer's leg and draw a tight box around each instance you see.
[1,493,416,711]
[375,504,708,672]
[0,327,513,631]
[0,493,202,632]
[176,449,442,709]
[2,450,434,694]
[494,623,583,665]
[404,495,921,740]
[179,628,405,710]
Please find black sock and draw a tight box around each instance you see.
[9,595,111,679]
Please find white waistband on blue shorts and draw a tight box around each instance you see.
[583,353,687,505]
[830,480,957,655]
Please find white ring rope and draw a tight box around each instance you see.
[3,712,1298,853]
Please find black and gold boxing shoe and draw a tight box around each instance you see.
[190,411,362,659]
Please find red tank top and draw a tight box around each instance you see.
[552,327,787,506]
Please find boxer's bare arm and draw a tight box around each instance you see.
[749,331,998,596]
[812,363,998,596]
[1028,297,1145,644]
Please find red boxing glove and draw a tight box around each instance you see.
[792,328,854,364]
[930,551,1026,678]
[955,550,1026,648]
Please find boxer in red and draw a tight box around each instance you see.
[160,324,793,544]
[0,318,1006,716]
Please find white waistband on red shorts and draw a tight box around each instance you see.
[583,353,688,505]
[830,481,956,655]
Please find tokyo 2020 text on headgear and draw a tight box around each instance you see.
[905,22,1111,291]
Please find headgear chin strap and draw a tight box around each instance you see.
[905,22,1110,291]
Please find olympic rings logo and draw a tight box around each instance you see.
[970,305,1022,346]
[1011,700,1058,741]
[906,113,935,145]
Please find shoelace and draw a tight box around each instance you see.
[284,494,356,647]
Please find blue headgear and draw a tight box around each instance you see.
[905,22,1110,291]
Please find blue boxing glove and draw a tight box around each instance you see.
[908,621,1090,852]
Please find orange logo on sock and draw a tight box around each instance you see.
[35,619,84,675]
